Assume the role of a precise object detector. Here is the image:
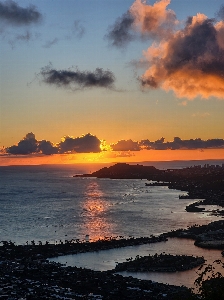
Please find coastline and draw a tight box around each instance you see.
[1,162,224,298]
[1,219,224,299]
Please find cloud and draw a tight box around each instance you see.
[168,137,224,150]
[38,140,58,155]
[109,0,224,100]
[0,0,42,26]
[130,0,177,39]
[140,137,224,150]
[111,139,141,151]
[16,30,31,41]
[5,133,224,156]
[43,38,58,49]
[72,20,85,38]
[140,5,224,99]
[6,132,102,155]
[140,14,224,99]
[216,5,224,20]
[40,64,116,90]
[105,11,135,48]
[106,0,177,48]
[59,134,101,153]
[7,132,38,155]
[5,30,40,48]
[140,137,167,150]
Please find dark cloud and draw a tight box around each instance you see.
[38,140,58,155]
[72,20,85,38]
[0,0,42,26]
[111,139,141,151]
[140,137,224,150]
[6,132,101,155]
[171,138,224,150]
[105,11,135,48]
[140,137,166,150]
[40,64,116,90]
[7,132,38,155]
[59,134,101,153]
[5,133,224,156]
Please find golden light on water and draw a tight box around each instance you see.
[81,180,114,241]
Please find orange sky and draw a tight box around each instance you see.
[1,148,224,166]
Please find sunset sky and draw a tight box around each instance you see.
[1,0,224,165]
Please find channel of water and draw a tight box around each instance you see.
[49,237,224,288]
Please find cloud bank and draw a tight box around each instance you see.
[5,133,224,156]
[40,64,116,90]
[6,133,101,155]
[0,0,42,26]
[108,0,224,100]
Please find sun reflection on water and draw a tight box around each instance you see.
[80,179,114,241]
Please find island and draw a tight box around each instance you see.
[113,253,205,273]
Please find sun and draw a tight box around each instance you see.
[100,140,112,152]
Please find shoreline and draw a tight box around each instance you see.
[1,219,224,299]
[1,163,224,298]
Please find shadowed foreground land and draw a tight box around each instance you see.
[1,219,224,299]
[0,242,192,299]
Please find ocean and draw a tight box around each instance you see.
[1,160,224,287]
[1,160,223,245]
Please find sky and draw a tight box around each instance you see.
[1,0,224,165]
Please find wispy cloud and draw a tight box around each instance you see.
[72,20,85,39]
[105,11,135,48]
[192,112,210,118]
[42,37,58,49]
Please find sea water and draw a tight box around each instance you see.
[0,163,222,244]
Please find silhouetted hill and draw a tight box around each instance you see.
[75,163,161,179]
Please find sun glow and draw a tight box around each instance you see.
[0,149,224,166]
[100,140,112,152]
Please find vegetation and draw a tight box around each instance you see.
[193,260,224,299]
